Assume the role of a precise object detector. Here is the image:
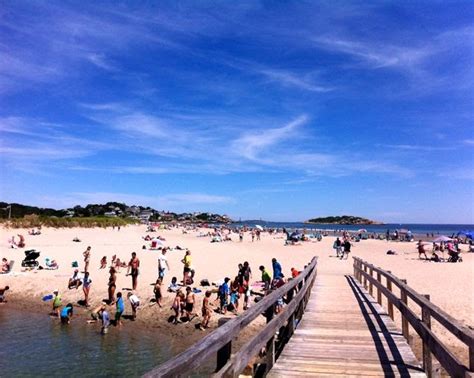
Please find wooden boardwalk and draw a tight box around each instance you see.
[269,273,426,377]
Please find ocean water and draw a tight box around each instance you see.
[231,222,474,236]
[0,308,173,377]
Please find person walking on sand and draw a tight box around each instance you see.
[127,252,140,290]
[199,291,213,330]
[333,237,342,257]
[418,240,429,260]
[108,267,117,304]
[83,246,91,273]
[82,271,92,307]
[158,249,170,280]
[341,239,352,260]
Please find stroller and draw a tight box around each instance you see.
[21,249,40,267]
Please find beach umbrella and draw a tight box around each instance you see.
[433,235,452,243]
[255,225,264,231]
[357,229,367,233]
[457,230,474,239]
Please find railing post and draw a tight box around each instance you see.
[265,304,275,373]
[422,294,433,378]
[387,272,394,320]
[376,271,382,305]
[400,279,409,342]
[287,287,295,338]
[216,318,232,372]
[369,266,373,296]
[363,264,368,289]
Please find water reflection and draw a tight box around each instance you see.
[0,308,172,377]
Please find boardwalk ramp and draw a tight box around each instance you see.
[269,273,425,377]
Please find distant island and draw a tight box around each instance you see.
[306,215,382,225]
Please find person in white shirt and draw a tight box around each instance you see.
[127,292,140,320]
[158,248,170,280]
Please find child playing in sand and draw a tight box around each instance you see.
[184,286,196,321]
[115,292,124,326]
[168,277,179,293]
[127,292,140,321]
[228,288,240,314]
[259,266,271,291]
[154,278,163,307]
[100,256,107,269]
[52,290,62,317]
[199,291,212,331]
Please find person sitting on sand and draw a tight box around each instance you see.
[17,234,25,248]
[127,292,140,321]
[199,291,213,330]
[60,303,73,324]
[168,277,179,293]
[154,278,163,307]
[68,269,82,290]
[52,290,62,317]
[100,256,107,269]
[431,251,441,262]
[417,241,428,260]
[0,286,10,303]
[1,258,10,273]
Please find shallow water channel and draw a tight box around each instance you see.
[0,308,174,377]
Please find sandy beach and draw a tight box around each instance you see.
[1,224,473,364]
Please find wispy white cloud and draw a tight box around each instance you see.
[231,115,309,160]
[378,144,455,152]
[86,53,118,71]
[256,69,334,92]
[463,139,474,146]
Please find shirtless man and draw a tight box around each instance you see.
[127,252,140,290]
[199,291,213,330]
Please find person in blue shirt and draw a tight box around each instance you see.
[218,277,230,314]
[115,292,124,327]
[272,258,283,280]
[60,303,73,324]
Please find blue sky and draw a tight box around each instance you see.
[1,1,473,223]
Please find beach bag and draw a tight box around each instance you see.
[71,261,78,268]
[200,279,210,286]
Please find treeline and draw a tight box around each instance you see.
[1,214,139,229]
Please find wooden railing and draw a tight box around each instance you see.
[353,257,474,378]
[143,257,318,378]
